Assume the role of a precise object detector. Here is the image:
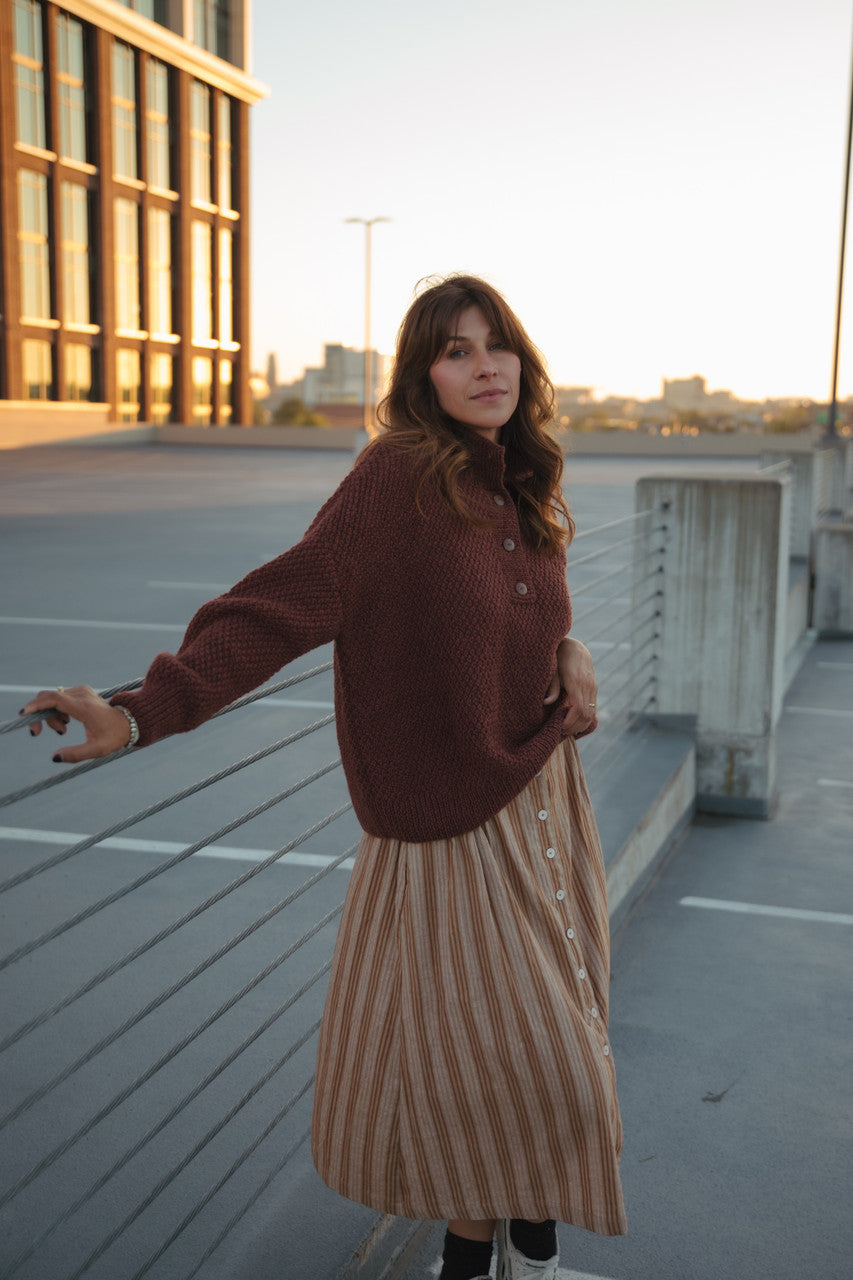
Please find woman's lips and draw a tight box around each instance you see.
[471,389,506,402]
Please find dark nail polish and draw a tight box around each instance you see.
[18,708,25,715]
[52,754,62,764]
[29,726,36,736]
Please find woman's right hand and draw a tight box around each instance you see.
[21,685,132,763]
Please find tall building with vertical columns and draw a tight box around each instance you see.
[0,0,267,445]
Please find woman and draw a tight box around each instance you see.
[23,275,626,1280]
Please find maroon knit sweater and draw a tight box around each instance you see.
[112,432,575,841]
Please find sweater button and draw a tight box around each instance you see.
[515,582,528,595]
[502,538,516,551]
[493,494,506,506]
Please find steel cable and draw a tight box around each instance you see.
[568,541,665,598]
[66,1061,317,1280]
[567,525,666,571]
[0,753,341,976]
[0,802,351,1128]
[568,508,657,541]
[0,714,335,895]
[182,1124,313,1280]
[0,853,353,1220]
[572,568,663,629]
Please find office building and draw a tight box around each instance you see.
[0,0,266,444]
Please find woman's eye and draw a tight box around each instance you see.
[490,341,505,351]
[447,348,466,359]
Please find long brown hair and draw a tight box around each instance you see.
[372,274,573,552]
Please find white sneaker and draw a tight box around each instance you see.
[495,1219,558,1280]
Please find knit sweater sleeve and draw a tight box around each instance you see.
[110,509,344,747]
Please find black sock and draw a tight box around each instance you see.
[439,1228,493,1280]
[509,1217,557,1261]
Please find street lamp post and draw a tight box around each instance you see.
[345,216,390,435]
[827,19,853,441]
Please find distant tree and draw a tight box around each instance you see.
[763,404,816,434]
[271,397,328,427]
[253,401,270,426]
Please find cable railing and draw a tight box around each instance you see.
[569,504,666,776]
[0,502,667,1279]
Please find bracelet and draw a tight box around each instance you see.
[116,705,140,749]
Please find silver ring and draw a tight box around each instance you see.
[57,686,65,693]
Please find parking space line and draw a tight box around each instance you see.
[817,778,853,790]
[817,661,853,670]
[147,580,229,591]
[681,896,853,925]
[0,825,355,870]
[0,684,333,710]
[785,705,853,718]
[0,615,184,632]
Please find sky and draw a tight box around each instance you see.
[248,0,853,403]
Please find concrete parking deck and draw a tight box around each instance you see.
[405,638,853,1280]
[2,445,848,1280]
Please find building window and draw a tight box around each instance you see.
[192,355,213,425]
[150,352,173,424]
[56,13,87,162]
[116,0,166,18]
[192,220,212,342]
[193,0,230,60]
[217,95,233,210]
[219,359,233,424]
[18,169,52,321]
[189,81,211,203]
[218,227,233,344]
[116,349,141,421]
[65,344,95,400]
[148,207,172,335]
[115,198,141,330]
[22,338,53,399]
[61,183,91,325]
[146,59,170,189]
[13,0,46,149]
[112,41,138,180]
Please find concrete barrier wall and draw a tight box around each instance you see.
[813,523,853,635]
[635,473,791,817]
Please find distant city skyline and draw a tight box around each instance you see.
[249,0,853,405]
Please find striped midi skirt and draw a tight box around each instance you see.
[311,739,627,1234]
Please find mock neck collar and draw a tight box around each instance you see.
[458,428,507,487]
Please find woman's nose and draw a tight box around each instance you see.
[474,349,498,376]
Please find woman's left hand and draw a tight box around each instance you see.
[543,637,598,737]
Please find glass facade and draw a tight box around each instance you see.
[217,95,233,209]
[116,349,141,421]
[189,80,211,203]
[22,338,53,399]
[191,355,213,424]
[112,42,138,180]
[65,344,94,401]
[13,0,46,149]
[146,59,171,189]
[218,227,233,344]
[115,198,141,330]
[61,184,91,326]
[148,207,173,335]
[18,169,52,321]
[56,13,87,163]
[3,8,248,427]
[219,359,232,423]
[150,352,173,424]
[193,0,230,60]
[191,220,212,341]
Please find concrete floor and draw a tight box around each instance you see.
[406,640,853,1280]
[5,442,833,1280]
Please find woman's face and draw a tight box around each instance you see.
[429,306,521,443]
